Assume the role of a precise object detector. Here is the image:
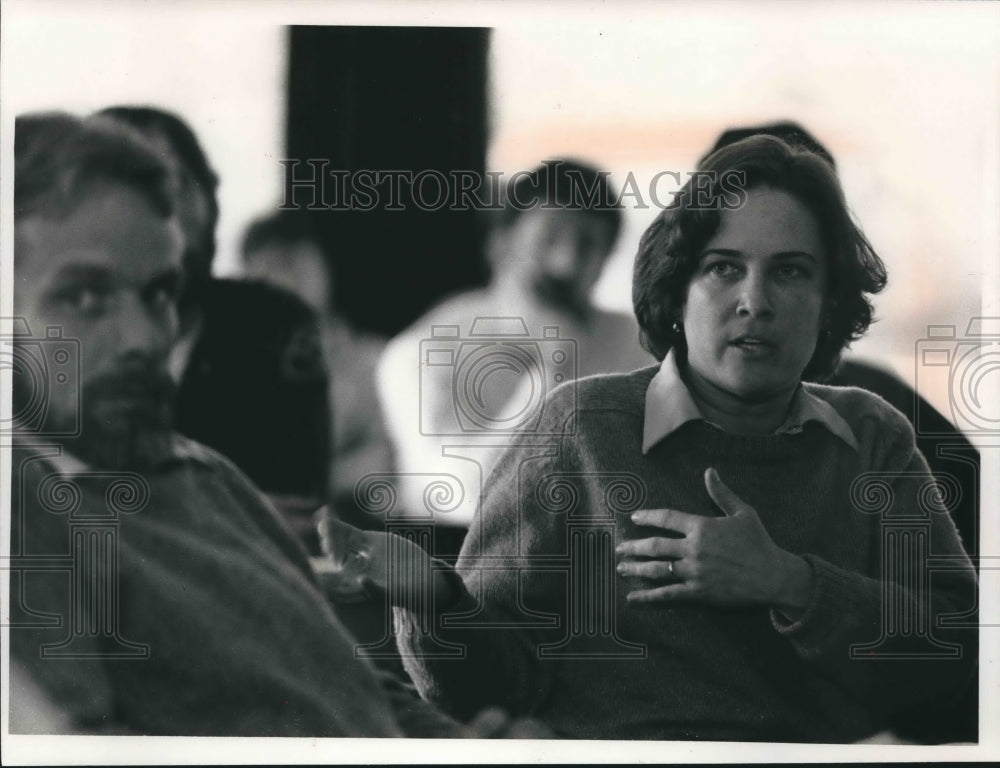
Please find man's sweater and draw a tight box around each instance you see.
[9,437,459,737]
[397,366,977,742]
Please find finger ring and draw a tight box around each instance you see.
[667,560,674,577]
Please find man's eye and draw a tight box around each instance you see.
[147,286,177,311]
[54,286,110,316]
[144,275,182,311]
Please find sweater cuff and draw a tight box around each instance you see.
[770,554,860,657]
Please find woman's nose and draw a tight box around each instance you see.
[735,272,774,318]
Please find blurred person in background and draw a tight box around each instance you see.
[97,106,330,550]
[240,210,395,531]
[376,159,652,556]
[170,278,331,552]
[9,110,550,739]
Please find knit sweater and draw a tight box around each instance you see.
[9,437,459,737]
[397,365,977,742]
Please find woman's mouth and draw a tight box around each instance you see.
[729,336,775,356]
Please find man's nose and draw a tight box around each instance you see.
[543,242,579,281]
[736,271,775,319]
[115,293,172,356]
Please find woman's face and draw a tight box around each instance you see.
[680,185,828,402]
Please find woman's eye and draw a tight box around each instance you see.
[707,261,737,277]
[776,263,809,279]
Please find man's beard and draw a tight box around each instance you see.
[532,275,589,322]
[62,359,177,472]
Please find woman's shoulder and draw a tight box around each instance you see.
[545,364,660,417]
[803,381,916,444]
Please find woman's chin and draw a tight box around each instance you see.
[709,372,792,403]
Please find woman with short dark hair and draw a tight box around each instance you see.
[395,134,977,742]
[633,134,886,380]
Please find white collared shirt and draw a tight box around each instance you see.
[642,350,859,455]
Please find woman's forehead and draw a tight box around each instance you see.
[703,187,824,257]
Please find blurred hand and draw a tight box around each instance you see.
[315,510,454,608]
[459,707,556,739]
[855,730,918,744]
[616,468,813,614]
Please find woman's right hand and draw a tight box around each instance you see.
[615,468,813,616]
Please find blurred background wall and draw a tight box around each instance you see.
[285,26,489,336]
[4,0,998,420]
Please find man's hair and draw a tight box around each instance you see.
[15,111,174,223]
[96,106,218,312]
[632,133,887,381]
[500,158,623,243]
[97,105,220,234]
[241,210,323,259]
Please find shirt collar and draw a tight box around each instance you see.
[642,350,859,454]
[13,433,217,474]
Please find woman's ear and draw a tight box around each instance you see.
[820,296,837,329]
[672,301,687,332]
[816,298,837,344]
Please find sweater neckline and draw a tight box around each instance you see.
[655,420,829,462]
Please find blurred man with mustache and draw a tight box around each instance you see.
[8,112,547,739]
[377,160,652,550]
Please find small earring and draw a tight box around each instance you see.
[671,321,683,335]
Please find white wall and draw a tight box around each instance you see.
[2,3,287,278]
[489,3,1000,418]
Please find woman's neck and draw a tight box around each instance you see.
[679,362,798,436]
